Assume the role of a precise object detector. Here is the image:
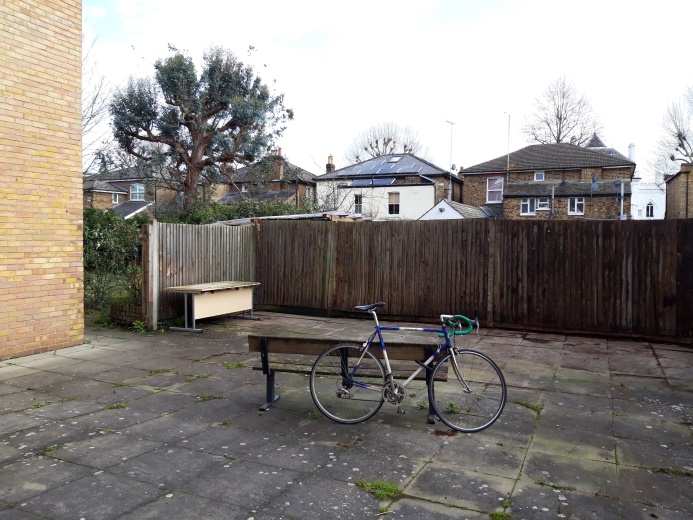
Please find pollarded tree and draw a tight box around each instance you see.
[109,46,293,209]
[523,76,602,146]
[662,86,693,163]
[344,121,429,164]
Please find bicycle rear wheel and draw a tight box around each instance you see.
[309,343,385,424]
[430,349,506,432]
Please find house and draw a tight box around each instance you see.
[460,136,636,220]
[665,163,693,219]
[315,153,463,220]
[630,174,666,220]
[83,166,219,218]
[217,148,317,207]
[419,199,494,220]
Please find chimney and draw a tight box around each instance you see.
[326,154,335,174]
[628,143,635,162]
[274,147,284,180]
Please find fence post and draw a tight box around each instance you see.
[486,219,496,326]
[145,219,159,331]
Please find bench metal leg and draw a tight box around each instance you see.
[259,336,280,410]
[260,370,280,411]
[425,356,438,425]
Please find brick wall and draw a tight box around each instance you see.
[666,164,693,219]
[0,1,83,359]
[504,195,631,220]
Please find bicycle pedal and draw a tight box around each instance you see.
[397,406,405,414]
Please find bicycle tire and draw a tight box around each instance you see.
[309,343,385,424]
[429,349,506,432]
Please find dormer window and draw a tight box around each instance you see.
[130,184,145,201]
[534,171,545,181]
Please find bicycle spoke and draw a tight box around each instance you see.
[310,343,385,424]
[430,350,506,432]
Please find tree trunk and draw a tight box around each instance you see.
[183,165,201,210]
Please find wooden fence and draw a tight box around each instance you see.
[255,219,693,339]
[142,221,256,325]
[141,218,693,339]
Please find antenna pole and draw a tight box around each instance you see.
[446,120,455,200]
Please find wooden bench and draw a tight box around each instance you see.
[247,334,448,423]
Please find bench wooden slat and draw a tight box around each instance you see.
[247,335,440,361]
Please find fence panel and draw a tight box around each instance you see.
[143,221,256,323]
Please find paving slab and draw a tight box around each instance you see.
[1,311,692,519]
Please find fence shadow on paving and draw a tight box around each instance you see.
[143,219,693,340]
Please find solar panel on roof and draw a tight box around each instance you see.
[352,178,396,187]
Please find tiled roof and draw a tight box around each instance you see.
[446,200,490,219]
[110,200,153,219]
[585,134,607,148]
[317,153,448,180]
[217,189,297,204]
[234,162,317,184]
[462,143,635,174]
[504,180,632,198]
[83,179,128,193]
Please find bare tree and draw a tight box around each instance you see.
[82,39,113,175]
[523,76,602,146]
[662,87,693,162]
[344,121,429,164]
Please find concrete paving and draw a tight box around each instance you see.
[0,311,691,519]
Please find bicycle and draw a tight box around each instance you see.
[309,302,506,432]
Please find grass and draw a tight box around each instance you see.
[107,402,127,409]
[197,394,223,402]
[513,400,544,415]
[417,399,429,410]
[149,369,169,375]
[36,445,60,457]
[223,361,248,369]
[535,476,575,490]
[58,397,75,403]
[445,401,462,414]
[309,410,321,420]
[130,321,147,333]
[355,479,400,500]
[185,373,212,382]
[652,467,693,477]
[489,512,513,520]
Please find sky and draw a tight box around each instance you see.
[82,0,693,181]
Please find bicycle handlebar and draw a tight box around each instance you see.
[439,314,479,336]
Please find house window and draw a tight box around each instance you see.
[112,194,119,204]
[646,202,654,218]
[520,198,536,215]
[486,177,504,203]
[388,192,400,215]
[534,171,545,181]
[354,194,362,214]
[537,197,550,210]
[241,184,247,193]
[568,197,585,215]
[130,184,145,201]
[306,186,313,200]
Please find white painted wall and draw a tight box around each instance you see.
[419,200,465,220]
[630,179,667,220]
[316,182,437,220]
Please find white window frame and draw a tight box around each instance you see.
[486,177,504,203]
[388,192,400,215]
[130,184,145,201]
[537,197,549,210]
[568,197,585,215]
[534,171,545,181]
[520,198,536,215]
[306,186,313,200]
[112,193,119,204]
[241,184,247,193]
[354,194,363,214]
[645,202,654,218]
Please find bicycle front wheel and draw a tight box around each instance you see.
[309,343,385,424]
[430,349,506,432]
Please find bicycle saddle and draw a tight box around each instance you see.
[354,302,385,311]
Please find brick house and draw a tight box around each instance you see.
[0,1,83,359]
[665,163,693,219]
[83,166,233,217]
[315,153,463,220]
[461,136,635,220]
[217,149,317,207]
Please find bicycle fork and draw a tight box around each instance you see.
[449,350,472,393]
